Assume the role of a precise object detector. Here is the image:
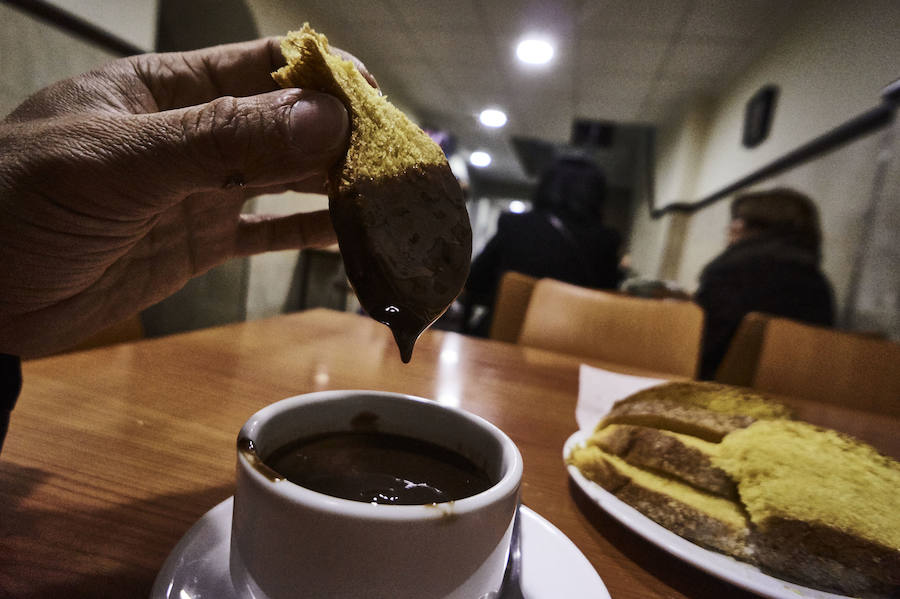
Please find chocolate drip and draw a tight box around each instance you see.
[329,163,471,363]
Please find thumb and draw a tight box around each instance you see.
[129,89,349,197]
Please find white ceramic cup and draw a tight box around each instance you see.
[229,390,523,599]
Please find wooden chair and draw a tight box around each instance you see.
[517,278,704,377]
[488,271,538,343]
[748,316,900,417]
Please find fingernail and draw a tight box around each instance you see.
[287,91,349,154]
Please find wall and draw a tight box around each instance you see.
[0,3,117,116]
[635,0,900,331]
[244,192,331,320]
[44,0,158,51]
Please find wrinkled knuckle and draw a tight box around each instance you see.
[180,95,249,169]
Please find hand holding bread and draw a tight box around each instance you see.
[273,25,472,362]
[0,37,352,357]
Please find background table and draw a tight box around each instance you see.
[1,308,896,598]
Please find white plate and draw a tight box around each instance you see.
[564,430,851,599]
[151,496,609,599]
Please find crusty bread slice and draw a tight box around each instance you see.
[567,444,754,561]
[599,381,792,442]
[715,420,900,597]
[272,25,471,362]
[589,424,736,499]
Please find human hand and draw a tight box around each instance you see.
[0,37,371,357]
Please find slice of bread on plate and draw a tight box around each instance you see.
[566,444,754,561]
[715,419,900,597]
[588,424,736,499]
[598,381,792,442]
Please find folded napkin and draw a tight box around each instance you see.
[575,364,666,431]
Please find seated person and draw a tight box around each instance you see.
[695,188,835,379]
[463,154,623,336]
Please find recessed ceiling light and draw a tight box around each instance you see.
[479,108,507,128]
[509,200,527,213]
[516,38,554,65]
[469,151,492,168]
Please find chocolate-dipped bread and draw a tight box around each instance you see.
[272,24,472,362]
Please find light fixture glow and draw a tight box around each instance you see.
[479,108,507,128]
[469,151,492,167]
[516,38,554,65]
[508,200,527,213]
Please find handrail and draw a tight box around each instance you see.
[2,0,146,56]
[649,82,899,218]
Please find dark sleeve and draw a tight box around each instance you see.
[596,227,624,289]
[695,265,756,380]
[1,353,22,452]
[465,233,503,307]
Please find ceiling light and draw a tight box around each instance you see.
[516,38,554,65]
[479,108,507,128]
[508,200,527,214]
[469,151,491,168]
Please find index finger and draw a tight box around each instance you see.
[132,37,284,111]
[132,37,378,112]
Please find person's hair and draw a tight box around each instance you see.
[532,154,606,221]
[730,188,822,256]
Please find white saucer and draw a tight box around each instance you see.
[151,497,609,599]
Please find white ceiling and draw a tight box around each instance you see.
[250,0,807,184]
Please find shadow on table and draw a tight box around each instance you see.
[568,479,760,599]
[0,462,233,599]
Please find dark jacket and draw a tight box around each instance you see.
[464,211,622,335]
[695,233,835,380]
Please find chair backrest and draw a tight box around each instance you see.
[518,278,704,377]
[751,316,900,417]
[715,311,772,387]
[489,271,539,343]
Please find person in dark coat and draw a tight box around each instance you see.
[695,188,835,380]
[463,154,623,336]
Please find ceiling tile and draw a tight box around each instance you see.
[577,37,671,78]
[577,73,654,103]
[393,0,484,30]
[661,39,742,78]
[340,26,421,64]
[575,96,643,123]
[579,0,691,36]
[682,0,781,39]
[415,30,500,71]
[328,0,401,26]
[478,0,581,36]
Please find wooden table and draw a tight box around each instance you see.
[1,308,896,598]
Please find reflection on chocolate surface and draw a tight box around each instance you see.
[264,430,492,505]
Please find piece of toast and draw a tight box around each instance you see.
[715,420,900,597]
[272,25,472,362]
[598,381,792,441]
[567,444,754,561]
[588,424,736,499]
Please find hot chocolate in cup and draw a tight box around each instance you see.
[230,390,523,599]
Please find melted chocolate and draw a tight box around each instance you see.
[329,163,471,363]
[263,431,492,505]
